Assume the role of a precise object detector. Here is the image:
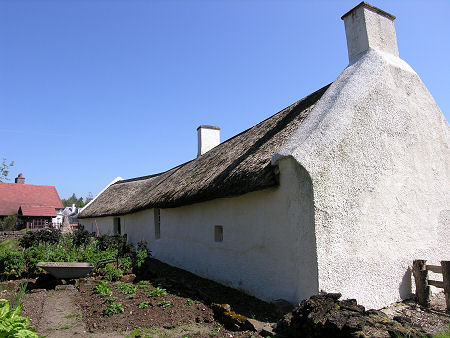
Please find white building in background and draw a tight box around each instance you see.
[79,2,450,309]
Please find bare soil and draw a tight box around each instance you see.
[1,257,449,337]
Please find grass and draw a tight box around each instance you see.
[60,324,73,330]
[434,325,450,338]
[0,239,20,252]
[64,312,82,320]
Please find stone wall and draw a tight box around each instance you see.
[0,231,25,243]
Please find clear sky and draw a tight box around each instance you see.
[1,0,449,200]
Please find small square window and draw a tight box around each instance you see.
[214,225,223,242]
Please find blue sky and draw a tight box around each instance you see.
[1,0,449,200]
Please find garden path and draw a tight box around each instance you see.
[36,286,123,338]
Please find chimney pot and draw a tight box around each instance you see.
[341,2,398,63]
[197,125,220,157]
[15,173,25,184]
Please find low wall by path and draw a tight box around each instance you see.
[0,231,25,243]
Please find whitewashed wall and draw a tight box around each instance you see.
[275,49,450,309]
[81,158,318,304]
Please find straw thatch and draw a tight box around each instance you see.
[79,84,330,218]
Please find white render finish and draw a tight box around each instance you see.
[80,3,449,310]
[342,2,398,63]
[81,158,319,303]
[197,125,220,157]
[274,5,450,308]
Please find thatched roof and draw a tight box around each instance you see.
[79,84,330,218]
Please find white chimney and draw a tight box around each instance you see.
[341,2,398,64]
[197,125,220,157]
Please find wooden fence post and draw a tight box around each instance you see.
[441,261,450,312]
[412,260,430,307]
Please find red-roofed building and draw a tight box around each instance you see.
[0,174,63,229]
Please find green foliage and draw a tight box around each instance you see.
[157,300,172,309]
[120,256,132,272]
[96,234,116,251]
[434,325,450,338]
[0,239,20,252]
[105,264,123,282]
[185,299,194,307]
[148,287,167,298]
[104,302,124,317]
[138,280,149,285]
[0,249,24,277]
[12,282,28,310]
[0,298,39,337]
[115,282,136,295]
[94,281,112,296]
[61,192,93,208]
[23,246,46,274]
[71,227,92,247]
[135,249,148,269]
[104,297,117,305]
[19,228,61,249]
[0,215,21,231]
[0,158,14,182]
[126,294,136,299]
[138,301,150,309]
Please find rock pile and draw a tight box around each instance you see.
[275,292,424,337]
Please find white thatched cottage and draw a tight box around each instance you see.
[79,2,450,309]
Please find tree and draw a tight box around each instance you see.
[61,193,94,208]
[0,158,14,182]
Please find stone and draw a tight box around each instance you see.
[271,299,295,315]
[120,274,136,283]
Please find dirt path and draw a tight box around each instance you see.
[36,286,87,337]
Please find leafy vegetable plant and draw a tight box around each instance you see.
[0,299,39,337]
[115,282,136,295]
[104,302,124,317]
[157,300,172,309]
[94,281,112,296]
[148,287,167,298]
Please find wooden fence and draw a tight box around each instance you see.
[412,260,450,311]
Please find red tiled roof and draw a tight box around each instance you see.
[18,205,57,217]
[0,182,63,216]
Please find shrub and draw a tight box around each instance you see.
[71,227,92,247]
[94,281,112,296]
[138,301,150,309]
[0,299,39,337]
[0,215,20,231]
[96,234,116,251]
[19,229,61,249]
[104,264,123,282]
[24,246,46,274]
[104,302,124,317]
[0,249,24,277]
